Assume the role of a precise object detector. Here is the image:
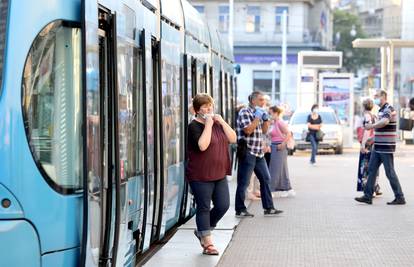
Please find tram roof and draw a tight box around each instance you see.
[142,0,160,11]
[207,23,220,54]
[218,31,233,62]
[182,0,210,47]
[160,0,184,27]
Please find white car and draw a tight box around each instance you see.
[288,107,344,155]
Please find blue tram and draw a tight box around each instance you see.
[0,0,237,266]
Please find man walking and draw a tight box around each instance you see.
[355,89,406,205]
[235,91,283,217]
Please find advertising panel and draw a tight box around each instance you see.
[320,75,352,126]
[319,73,354,147]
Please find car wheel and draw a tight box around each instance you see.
[334,145,343,154]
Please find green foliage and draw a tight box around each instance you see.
[333,10,376,73]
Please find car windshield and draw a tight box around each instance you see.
[290,111,338,125]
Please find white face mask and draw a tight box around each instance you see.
[199,112,214,120]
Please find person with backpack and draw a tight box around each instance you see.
[356,98,381,195]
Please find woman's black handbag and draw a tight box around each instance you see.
[399,118,413,131]
[305,132,311,142]
[305,130,324,142]
[316,130,325,142]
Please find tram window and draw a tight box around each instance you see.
[22,21,82,192]
[212,69,221,114]
[191,59,197,96]
[117,38,144,181]
[0,0,9,93]
[199,63,206,93]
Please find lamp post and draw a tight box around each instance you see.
[350,25,357,37]
[270,61,279,104]
[229,0,234,50]
[280,10,288,104]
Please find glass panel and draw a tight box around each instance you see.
[253,70,279,97]
[117,39,143,182]
[199,64,206,93]
[275,6,289,32]
[246,6,260,33]
[22,21,82,191]
[0,0,8,92]
[143,34,156,250]
[194,5,204,14]
[116,34,145,260]
[291,112,338,125]
[227,75,232,125]
[161,59,184,229]
[213,69,221,114]
[187,58,193,122]
[219,5,229,33]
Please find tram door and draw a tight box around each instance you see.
[82,4,120,267]
[180,55,196,220]
[141,29,163,248]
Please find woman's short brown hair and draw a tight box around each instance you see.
[269,105,282,115]
[192,93,214,113]
[362,98,374,111]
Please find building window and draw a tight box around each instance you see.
[194,5,205,15]
[253,70,279,98]
[219,5,229,33]
[275,6,289,32]
[246,6,260,33]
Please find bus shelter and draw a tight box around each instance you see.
[352,39,414,105]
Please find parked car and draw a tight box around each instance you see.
[288,107,344,155]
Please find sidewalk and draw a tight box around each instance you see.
[143,177,245,267]
[218,147,414,267]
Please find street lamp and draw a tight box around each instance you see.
[350,25,357,37]
[270,61,279,104]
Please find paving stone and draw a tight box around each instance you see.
[218,147,414,267]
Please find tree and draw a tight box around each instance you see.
[333,10,376,73]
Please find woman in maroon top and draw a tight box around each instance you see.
[186,93,237,255]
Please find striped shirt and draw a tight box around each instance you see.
[236,106,264,157]
[374,103,397,153]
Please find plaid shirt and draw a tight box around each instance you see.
[237,106,264,157]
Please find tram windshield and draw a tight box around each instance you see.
[0,0,9,92]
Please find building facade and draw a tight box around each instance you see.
[190,0,333,108]
[400,0,414,101]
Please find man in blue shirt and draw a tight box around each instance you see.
[235,91,283,217]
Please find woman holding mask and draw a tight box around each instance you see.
[307,104,323,165]
[186,93,237,255]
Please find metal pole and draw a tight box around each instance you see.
[271,68,276,103]
[380,47,387,91]
[388,43,394,105]
[297,53,302,108]
[281,10,288,104]
[229,0,234,50]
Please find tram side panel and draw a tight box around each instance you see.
[0,0,83,266]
